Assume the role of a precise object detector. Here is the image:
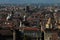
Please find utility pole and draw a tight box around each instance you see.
[41,31,44,40]
[36,32,38,40]
[13,30,16,40]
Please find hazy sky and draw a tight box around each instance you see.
[0,0,60,4]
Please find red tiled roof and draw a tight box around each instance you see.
[0,30,12,35]
[23,27,40,31]
[1,21,14,28]
[0,18,6,21]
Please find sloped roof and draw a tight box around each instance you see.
[20,27,40,31]
[0,30,12,36]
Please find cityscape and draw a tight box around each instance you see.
[0,0,60,40]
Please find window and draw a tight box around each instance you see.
[31,16,34,18]
[35,16,38,18]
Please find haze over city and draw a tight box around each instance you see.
[0,0,60,40]
[0,0,60,4]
